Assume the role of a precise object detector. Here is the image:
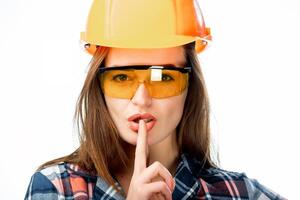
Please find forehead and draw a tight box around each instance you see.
[104,46,186,67]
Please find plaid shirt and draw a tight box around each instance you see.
[25,153,286,200]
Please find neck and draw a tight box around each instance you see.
[147,131,179,175]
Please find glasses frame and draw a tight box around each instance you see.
[98,65,192,74]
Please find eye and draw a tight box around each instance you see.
[112,74,129,82]
[162,74,174,81]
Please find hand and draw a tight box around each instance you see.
[126,120,175,200]
[149,176,170,200]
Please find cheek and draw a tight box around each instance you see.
[104,96,129,121]
[157,92,187,127]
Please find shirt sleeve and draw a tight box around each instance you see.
[244,176,287,200]
[24,172,60,200]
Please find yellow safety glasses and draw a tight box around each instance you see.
[98,65,191,99]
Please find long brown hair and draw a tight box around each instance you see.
[38,42,218,188]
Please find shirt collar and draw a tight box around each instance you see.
[65,162,98,180]
[92,153,205,200]
[66,153,206,199]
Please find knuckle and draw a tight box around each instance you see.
[158,181,167,189]
[154,161,161,167]
[154,161,163,170]
[164,183,170,192]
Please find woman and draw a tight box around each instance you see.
[25,0,285,199]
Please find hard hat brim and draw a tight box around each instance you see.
[81,32,209,54]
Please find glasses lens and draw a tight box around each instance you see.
[147,69,188,98]
[100,68,189,99]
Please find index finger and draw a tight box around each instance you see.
[134,119,149,175]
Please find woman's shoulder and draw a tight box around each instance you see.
[201,167,286,199]
[178,153,286,200]
[25,162,97,200]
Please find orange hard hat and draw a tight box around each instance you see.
[81,0,211,55]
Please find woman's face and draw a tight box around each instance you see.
[103,47,188,146]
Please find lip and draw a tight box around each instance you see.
[128,113,157,132]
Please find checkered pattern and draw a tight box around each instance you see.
[25,153,286,200]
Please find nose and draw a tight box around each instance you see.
[131,83,152,107]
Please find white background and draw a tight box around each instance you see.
[0,0,299,199]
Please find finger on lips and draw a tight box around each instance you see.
[133,119,175,199]
[134,119,148,174]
